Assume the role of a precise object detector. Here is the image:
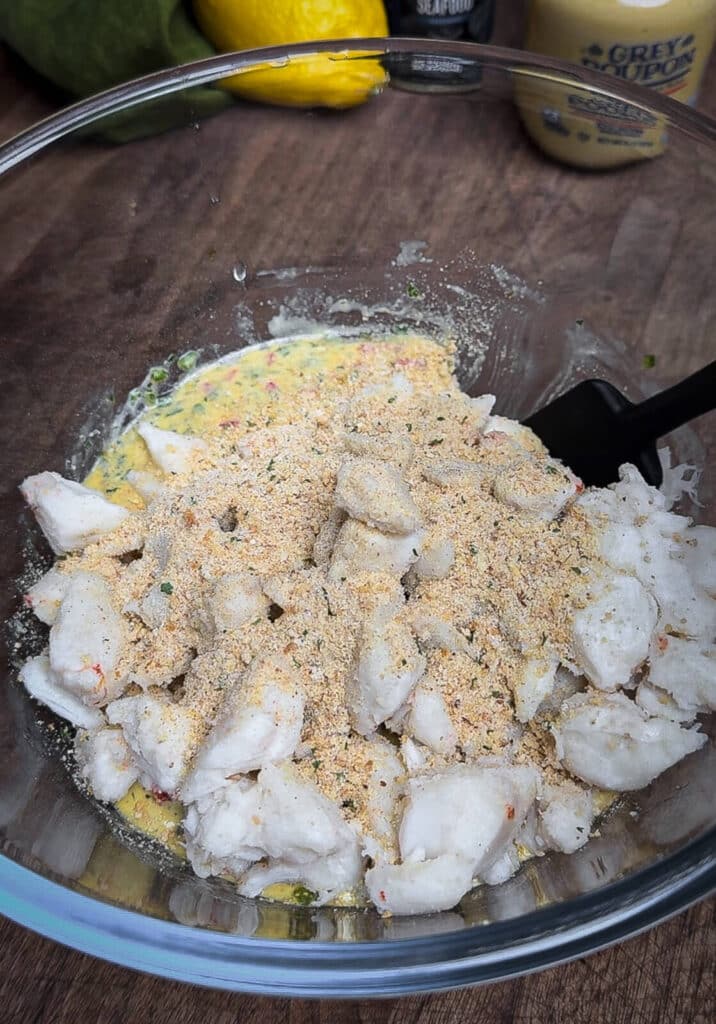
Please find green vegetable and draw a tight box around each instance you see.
[150,366,168,383]
[643,354,656,369]
[406,281,422,299]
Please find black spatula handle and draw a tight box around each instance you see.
[621,360,716,447]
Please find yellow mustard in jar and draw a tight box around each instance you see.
[518,0,716,167]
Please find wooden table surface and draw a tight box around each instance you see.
[1,4,715,1021]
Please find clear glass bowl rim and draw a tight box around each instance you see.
[0,38,714,995]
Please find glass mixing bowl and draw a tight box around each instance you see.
[0,40,714,996]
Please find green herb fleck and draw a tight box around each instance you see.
[387,395,396,404]
[312,759,322,771]
[150,366,168,383]
[428,438,444,447]
[341,798,356,812]
[267,458,275,473]
[469,543,478,556]
[292,885,317,906]
[546,465,558,475]
[160,582,174,595]
[643,354,656,369]
[177,350,199,372]
[406,281,422,299]
[571,566,582,574]
[406,423,413,433]
[490,689,503,699]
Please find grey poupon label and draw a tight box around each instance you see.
[580,35,697,92]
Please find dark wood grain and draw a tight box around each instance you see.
[1,2,715,1019]
[0,897,713,1022]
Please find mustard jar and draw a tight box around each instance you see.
[518,0,716,168]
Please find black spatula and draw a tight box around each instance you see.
[523,360,716,488]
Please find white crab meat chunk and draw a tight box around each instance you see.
[571,573,657,690]
[19,652,104,730]
[649,560,715,641]
[413,536,454,580]
[401,736,428,773]
[613,463,672,517]
[181,655,305,802]
[126,469,164,503]
[187,764,362,903]
[598,519,651,577]
[679,525,716,597]
[183,779,259,880]
[343,431,415,471]
[25,567,71,625]
[20,472,130,554]
[537,782,595,854]
[552,691,706,791]
[348,618,426,735]
[329,518,422,580]
[335,458,421,536]
[479,845,522,886]
[467,394,497,432]
[647,635,715,711]
[74,727,139,802]
[366,763,539,914]
[484,415,546,454]
[513,655,559,723]
[49,571,125,705]
[358,739,405,863]
[399,764,539,875]
[366,853,475,916]
[207,573,269,633]
[137,422,207,476]
[406,681,457,756]
[635,682,698,724]
[493,456,579,521]
[106,692,202,796]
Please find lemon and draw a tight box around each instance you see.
[193,0,388,108]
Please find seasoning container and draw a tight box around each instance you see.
[385,1,496,92]
[517,0,716,168]
[386,0,495,41]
